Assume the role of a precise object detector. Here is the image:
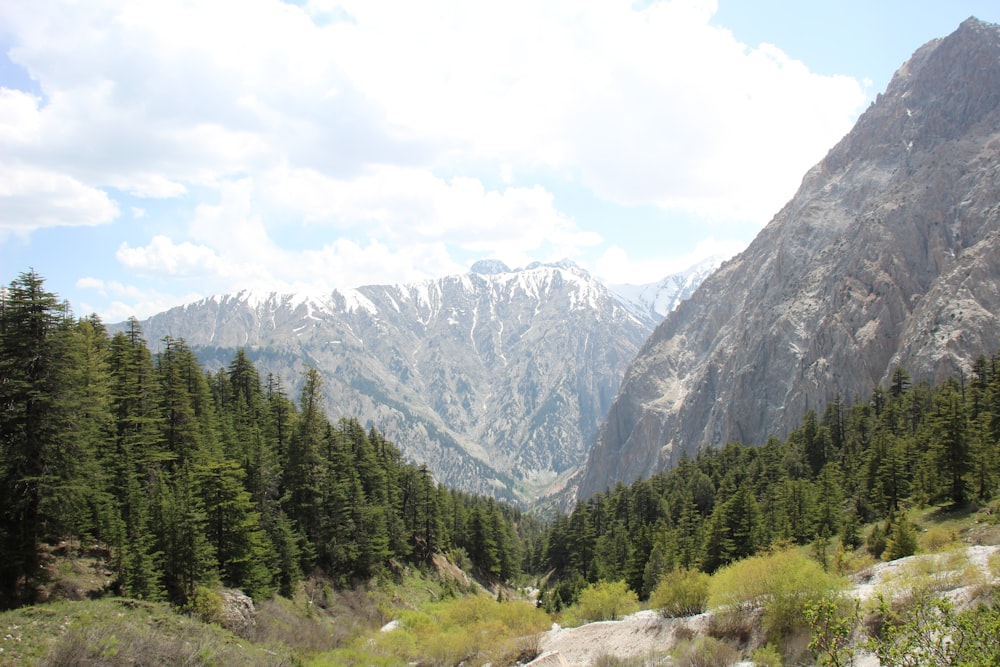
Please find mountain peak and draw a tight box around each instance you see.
[469,259,511,275]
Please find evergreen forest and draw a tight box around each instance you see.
[542,355,1000,608]
[0,270,538,610]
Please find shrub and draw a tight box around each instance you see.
[671,636,740,667]
[867,522,887,558]
[805,595,860,667]
[708,548,845,642]
[649,568,711,618]
[574,580,640,622]
[749,643,783,666]
[875,550,985,613]
[188,585,224,625]
[370,593,550,666]
[867,593,1000,666]
[918,525,960,553]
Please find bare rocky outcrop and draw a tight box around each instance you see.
[220,588,257,639]
[578,18,1000,499]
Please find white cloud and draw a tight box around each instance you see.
[116,235,226,278]
[0,162,119,233]
[1,0,871,317]
[259,163,601,254]
[326,0,865,222]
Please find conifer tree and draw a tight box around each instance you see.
[107,322,163,599]
[0,271,79,605]
[284,367,327,554]
[197,459,273,597]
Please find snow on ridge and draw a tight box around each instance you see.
[332,287,378,315]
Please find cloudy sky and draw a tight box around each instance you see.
[2,1,998,321]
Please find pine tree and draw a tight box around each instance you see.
[107,322,164,599]
[284,367,327,555]
[197,459,273,597]
[0,271,79,606]
[152,464,217,605]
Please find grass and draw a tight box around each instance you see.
[0,598,294,666]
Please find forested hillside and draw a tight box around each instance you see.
[0,270,539,610]
[544,356,1000,607]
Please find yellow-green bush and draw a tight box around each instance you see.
[707,548,845,641]
[670,636,739,667]
[573,580,640,622]
[649,568,711,618]
[368,594,549,667]
[919,525,961,553]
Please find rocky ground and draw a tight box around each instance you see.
[528,544,1000,667]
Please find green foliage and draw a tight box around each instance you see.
[868,593,1000,666]
[544,350,1000,605]
[649,567,710,618]
[805,595,860,667]
[708,549,845,641]
[571,579,639,622]
[749,644,784,667]
[0,597,292,666]
[187,585,224,625]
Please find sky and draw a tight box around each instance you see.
[2,1,999,322]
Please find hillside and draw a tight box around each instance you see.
[579,17,1000,499]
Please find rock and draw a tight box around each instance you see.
[525,650,570,667]
[220,589,256,639]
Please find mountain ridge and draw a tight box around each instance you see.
[126,259,712,504]
[576,17,1000,500]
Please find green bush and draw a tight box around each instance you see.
[573,580,640,622]
[868,593,1000,666]
[649,568,711,618]
[749,643,783,666]
[188,585,224,625]
[708,548,845,641]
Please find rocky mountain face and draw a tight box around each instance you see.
[131,261,655,504]
[577,18,1000,500]
[608,256,726,325]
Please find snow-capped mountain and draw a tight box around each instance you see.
[130,261,658,504]
[608,256,727,325]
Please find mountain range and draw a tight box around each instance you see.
[576,17,1000,500]
[129,259,711,504]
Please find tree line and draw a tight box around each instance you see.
[541,356,1000,609]
[0,270,538,610]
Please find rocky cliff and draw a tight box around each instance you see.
[578,18,1000,500]
[131,261,653,504]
